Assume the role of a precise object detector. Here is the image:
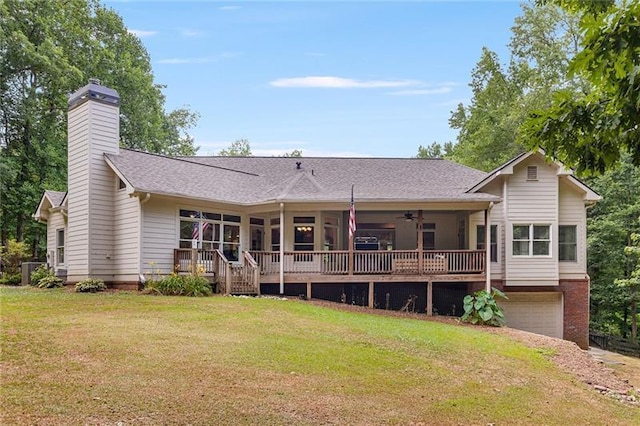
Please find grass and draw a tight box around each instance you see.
[1,286,638,425]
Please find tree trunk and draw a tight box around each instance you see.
[632,294,638,342]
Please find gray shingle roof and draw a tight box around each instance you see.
[105,149,499,205]
[45,190,66,207]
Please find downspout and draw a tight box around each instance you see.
[279,202,285,294]
[485,202,494,292]
[138,193,150,286]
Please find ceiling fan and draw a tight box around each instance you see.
[397,211,416,222]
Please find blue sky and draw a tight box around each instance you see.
[105,1,524,157]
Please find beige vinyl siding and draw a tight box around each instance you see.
[66,105,90,279]
[47,211,67,271]
[114,182,140,277]
[87,102,119,277]
[66,100,119,282]
[142,197,178,275]
[559,179,587,277]
[506,156,559,285]
[476,179,504,280]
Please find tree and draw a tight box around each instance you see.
[218,139,252,156]
[415,142,453,159]
[586,156,640,337]
[615,233,640,341]
[522,0,640,174]
[0,0,199,256]
[446,3,581,171]
[282,149,302,157]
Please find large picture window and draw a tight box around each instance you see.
[559,225,577,261]
[513,224,551,256]
[477,224,498,262]
[179,209,241,261]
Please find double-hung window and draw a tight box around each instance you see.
[558,225,577,261]
[513,224,551,256]
[56,229,65,265]
[476,225,498,262]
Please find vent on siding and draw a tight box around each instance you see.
[527,166,538,181]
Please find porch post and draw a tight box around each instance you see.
[417,209,424,274]
[191,248,198,275]
[426,281,433,316]
[348,185,355,275]
[279,202,285,294]
[368,281,374,308]
[484,203,493,292]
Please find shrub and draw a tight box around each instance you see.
[0,273,22,286]
[37,276,64,289]
[75,278,107,293]
[143,273,212,297]
[461,287,508,327]
[31,265,54,287]
[0,239,30,277]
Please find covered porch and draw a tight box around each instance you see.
[172,203,494,313]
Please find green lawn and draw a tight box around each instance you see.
[1,286,637,425]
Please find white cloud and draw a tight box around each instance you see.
[386,86,453,96]
[270,76,417,89]
[181,29,205,38]
[128,29,157,38]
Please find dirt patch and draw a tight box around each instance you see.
[302,298,639,404]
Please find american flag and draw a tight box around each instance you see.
[192,221,199,240]
[348,185,356,239]
[192,221,210,240]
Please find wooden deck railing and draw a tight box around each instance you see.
[173,248,259,294]
[250,250,485,276]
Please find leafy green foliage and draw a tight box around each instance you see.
[0,274,22,286]
[75,278,107,293]
[415,142,454,159]
[30,265,54,287]
[0,239,30,276]
[523,1,640,173]
[615,233,640,340]
[36,276,64,289]
[1,0,199,256]
[445,3,581,171]
[218,139,252,156]
[461,288,508,327]
[586,156,640,337]
[143,273,212,297]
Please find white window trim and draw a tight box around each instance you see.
[512,223,552,258]
[477,224,499,263]
[56,228,65,266]
[558,224,578,262]
[176,207,242,262]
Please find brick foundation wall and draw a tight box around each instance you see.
[559,278,590,350]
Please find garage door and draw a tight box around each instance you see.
[501,292,563,339]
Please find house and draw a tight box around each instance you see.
[34,80,600,349]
